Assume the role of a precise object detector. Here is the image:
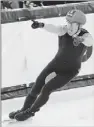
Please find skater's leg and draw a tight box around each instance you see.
[9,62,54,119]
[28,70,79,112]
[15,70,79,121]
[21,63,54,110]
[21,93,37,111]
[29,64,54,97]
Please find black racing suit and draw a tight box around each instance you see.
[22,28,88,112]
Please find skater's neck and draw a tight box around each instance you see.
[72,28,81,38]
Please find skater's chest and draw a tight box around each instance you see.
[58,34,86,54]
[58,34,74,48]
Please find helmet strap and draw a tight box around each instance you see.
[72,24,81,38]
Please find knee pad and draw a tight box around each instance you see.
[45,72,57,84]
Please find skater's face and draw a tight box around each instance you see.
[67,22,79,36]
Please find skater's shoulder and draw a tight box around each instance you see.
[79,28,89,36]
[81,28,89,34]
[80,28,94,47]
[58,25,68,36]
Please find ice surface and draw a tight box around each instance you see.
[1,12,94,127]
[2,85,94,127]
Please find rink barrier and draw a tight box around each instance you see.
[1,74,94,101]
[1,1,94,24]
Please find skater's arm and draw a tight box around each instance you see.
[82,33,94,47]
[43,24,67,36]
[31,21,67,36]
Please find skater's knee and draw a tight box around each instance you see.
[29,87,39,97]
[28,91,37,98]
[41,85,51,95]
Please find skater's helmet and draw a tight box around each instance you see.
[66,9,86,25]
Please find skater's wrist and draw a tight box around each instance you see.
[31,22,44,29]
[39,23,44,28]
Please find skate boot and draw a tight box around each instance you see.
[15,108,39,121]
[9,93,37,119]
[9,110,22,119]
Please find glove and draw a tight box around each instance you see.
[73,36,84,46]
[31,21,44,29]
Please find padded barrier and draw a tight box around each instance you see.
[1,1,94,24]
[1,74,94,101]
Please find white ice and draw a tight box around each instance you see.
[1,12,94,127]
[2,85,94,127]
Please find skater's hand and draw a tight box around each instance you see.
[73,36,84,46]
[31,21,44,29]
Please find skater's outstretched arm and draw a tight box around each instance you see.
[31,21,67,36]
[43,24,67,36]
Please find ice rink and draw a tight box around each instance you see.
[2,86,94,127]
[2,11,94,127]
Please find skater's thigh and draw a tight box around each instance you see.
[30,62,55,95]
[42,70,79,94]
